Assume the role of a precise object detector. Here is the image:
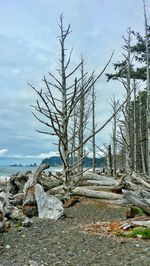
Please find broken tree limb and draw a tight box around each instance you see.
[0,192,11,217]
[122,189,150,215]
[23,164,49,197]
[79,179,118,187]
[131,220,150,228]
[131,173,150,189]
[112,175,146,192]
[38,178,63,191]
[72,187,123,200]
[83,172,117,183]
[23,164,49,218]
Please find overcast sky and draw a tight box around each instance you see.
[0,0,149,163]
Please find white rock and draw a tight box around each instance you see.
[22,216,33,227]
[5,244,11,249]
[0,222,4,232]
[9,207,20,220]
[29,260,38,266]
[35,184,64,219]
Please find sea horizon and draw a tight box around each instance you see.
[0,158,63,178]
[0,165,64,178]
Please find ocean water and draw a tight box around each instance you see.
[0,165,63,179]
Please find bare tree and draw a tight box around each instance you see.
[77,59,92,176]
[123,29,132,172]
[30,15,113,197]
[30,15,84,196]
[106,29,133,173]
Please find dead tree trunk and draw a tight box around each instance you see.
[92,82,96,173]
[108,144,113,176]
[133,79,137,172]
[139,94,147,174]
[110,95,120,177]
[143,0,150,176]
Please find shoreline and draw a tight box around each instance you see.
[0,165,63,179]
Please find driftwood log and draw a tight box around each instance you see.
[7,173,29,195]
[1,165,150,229]
[22,164,49,217]
[72,187,123,200]
[0,191,11,217]
[123,189,150,216]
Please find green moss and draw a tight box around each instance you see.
[117,227,150,239]
[15,218,22,228]
[131,206,145,216]
[15,210,23,228]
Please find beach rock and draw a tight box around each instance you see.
[22,216,33,227]
[29,260,38,266]
[5,244,11,249]
[35,184,64,219]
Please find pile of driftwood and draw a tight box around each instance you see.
[0,164,150,232]
[0,164,64,232]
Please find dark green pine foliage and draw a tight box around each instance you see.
[131,28,150,63]
[106,28,150,82]
[106,60,147,81]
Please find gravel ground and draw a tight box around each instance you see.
[0,198,150,266]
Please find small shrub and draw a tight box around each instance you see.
[117,227,150,239]
[126,206,145,218]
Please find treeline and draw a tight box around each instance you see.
[42,156,106,168]
[106,20,150,176]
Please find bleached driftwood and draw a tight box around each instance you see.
[23,164,49,217]
[72,187,123,200]
[35,184,64,219]
[131,220,150,228]
[9,192,24,206]
[131,173,150,189]
[83,172,117,184]
[79,179,118,187]
[123,189,150,215]
[7,173,29,195]
[38,179,63,191]
[23,164,49,197]
[0,191,11,216]
[0,191,20,227]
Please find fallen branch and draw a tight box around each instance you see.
[72,187,123,200]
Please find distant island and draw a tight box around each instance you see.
[42,156,106,168]
[10,163,37,167]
